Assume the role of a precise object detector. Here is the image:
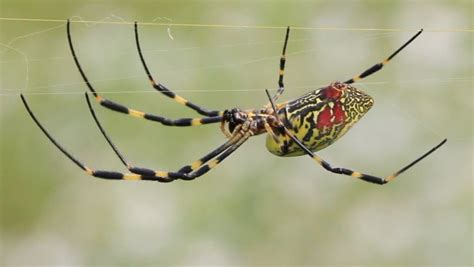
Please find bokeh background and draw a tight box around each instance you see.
[1,0,472,265]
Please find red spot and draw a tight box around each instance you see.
[333,103,345,124]
[316,106,332,129]
[316,103,346,129]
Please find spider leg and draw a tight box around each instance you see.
[67,20,222,127]
[20,94,174,182]
[135,22,223,117]
[286,129,446,184]
[94,95,222,126]
[184,132,251,180]
[220,118,233,139]
[85,91,243,175]
[136,132,251,181]
[21,94,250,182]
[264,89,447,185]
[270,26,290,103]
[344,29,423,84]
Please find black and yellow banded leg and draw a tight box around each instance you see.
[95,94,222,126]
[270,26,290,103]
[177,132,243,174]
[284,127,446,184]
[66,20,222,127]
[344,29,423,84]
[21,94,251,182]
[144,131,250,181]
[86,91,244,175]
[104,133,247,181]
[20,94,173,182]
[179,132,251,180]
[112,133,249,181]
[87,91,248,176]
[134,21,223,117]
[130,131,250,181]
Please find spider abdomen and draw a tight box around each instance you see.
[266,82,374,157]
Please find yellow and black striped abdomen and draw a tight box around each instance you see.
[266,82,374,157]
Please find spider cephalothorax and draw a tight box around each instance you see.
[222,108,249,135]
[21,21,446,185]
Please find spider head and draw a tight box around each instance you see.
[223,108,248,134]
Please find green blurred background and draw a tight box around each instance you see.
[1,0,472,265]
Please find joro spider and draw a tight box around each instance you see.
[21,20,447,185]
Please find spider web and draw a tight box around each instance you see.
[1,15,472,143]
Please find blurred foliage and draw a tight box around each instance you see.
[1,0,472,265]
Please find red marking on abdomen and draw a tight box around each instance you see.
[333,103,345,124]
[316,102,346,129]
[316,106,332,128]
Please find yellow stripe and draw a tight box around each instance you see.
[155,171,169,177]
[191,118,203,126]
[276,101,288,109]
[96,95,103,101]
[351,171,363,178]
[312,156,323,164]
[386,174,395,181]
[208,159,219,169]
[352,76,362,82]
[85,167,94,175]
[191,160,203,171]
[174,95,188,105]
[382,59,390,65]
[124,174,142,180]
[279,69,285,75]
[129,109,145,118]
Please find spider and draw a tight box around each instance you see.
[21,20,447,184]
